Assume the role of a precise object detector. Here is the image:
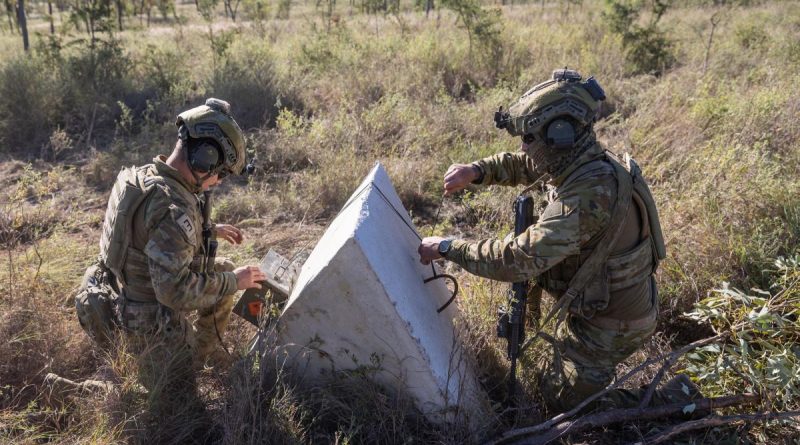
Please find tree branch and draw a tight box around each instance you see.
[634,410,800,445]
[490,328,742,445]
[496,393,760,445]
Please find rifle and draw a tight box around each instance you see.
[202,190,218,274]
[497,195,535,400]
[202,189,231,354]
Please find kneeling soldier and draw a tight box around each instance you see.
[419,70,698,412]
[75,98,265,382]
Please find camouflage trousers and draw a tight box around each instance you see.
[540,309,657,413]
[122,258,238,367]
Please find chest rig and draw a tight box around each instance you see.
[539,151,666,322]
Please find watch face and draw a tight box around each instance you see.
[438,239,452,255]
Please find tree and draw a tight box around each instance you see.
[440,0,501,58]
[16,0,28,51]
[4,0,15,32]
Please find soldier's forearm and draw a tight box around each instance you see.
[445,239,534,283]
[474,152,538,187]
[153,269,237,312]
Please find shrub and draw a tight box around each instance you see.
[208,38,284,130]
[0,57,55,155]
[602,0,676,75]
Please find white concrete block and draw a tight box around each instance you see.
[277,163,489,427]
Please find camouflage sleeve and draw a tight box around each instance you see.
[472,151,541,187]
[445,175,615,282]
[144,204,238,312]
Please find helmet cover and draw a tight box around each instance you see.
[495,69,605,142]
[176,98,246,176]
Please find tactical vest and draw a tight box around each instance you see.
[99,165,162,289]
[99,165,175,332]
[540,151,666,320]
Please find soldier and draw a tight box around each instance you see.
[418,70,697,413]
[75,98,265,383]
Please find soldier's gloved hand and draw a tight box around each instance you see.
[418,236,445,265]
[234,265,266,290]
[215,224,244,245]
[443,163,480,196]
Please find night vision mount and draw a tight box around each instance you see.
[494,106,511,130]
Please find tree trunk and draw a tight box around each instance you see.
[116,0,123,30]
[6,0,14,32]
[48,0,54,33]
[231,0,240,21]
[16,0,28,51]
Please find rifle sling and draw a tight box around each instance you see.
[524,156,634,350]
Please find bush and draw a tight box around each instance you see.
[208,38,284,130]
[0,57,55,155]
[603,0,676,75]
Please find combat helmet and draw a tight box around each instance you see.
[176,98,246,177]
[495,69,606,149]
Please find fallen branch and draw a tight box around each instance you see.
[493,393,759,445]
[490,327,742,445]
[638,352,672,409]
[633,410,800,445]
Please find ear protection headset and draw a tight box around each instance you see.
[496,71,607,151]
[545,118,577,149]
[188,138,223,174]
[179,124,225,176]
[520,113,581,150]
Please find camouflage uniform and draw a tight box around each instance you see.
[444,142,665,412]
[110,155,238,362]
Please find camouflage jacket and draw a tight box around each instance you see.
[122,156,237,311]
[445,143,657,320]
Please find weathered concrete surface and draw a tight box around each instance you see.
[276,163,489,427]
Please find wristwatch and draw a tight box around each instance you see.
[438,239,453,256]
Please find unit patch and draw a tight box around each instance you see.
[175,212,196,240]
[541,198,579,221]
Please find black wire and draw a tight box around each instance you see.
[337,181,459,313]
[371,184,423,241]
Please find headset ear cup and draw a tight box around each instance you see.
[188,140,222,173]
[545,119,576,149]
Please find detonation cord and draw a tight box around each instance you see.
[213,302,232,358]
[426,194,459,313]
[342,181,460,314]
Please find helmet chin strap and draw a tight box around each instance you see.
[190,169,216,189]
[182,144,217,190]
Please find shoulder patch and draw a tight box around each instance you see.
[541,202,564,220]
[172,207,197,241]
[541,197,579,221]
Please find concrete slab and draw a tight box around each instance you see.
[276,163,489,427]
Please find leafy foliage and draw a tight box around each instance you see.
[683,254,800,412]
[440,0,501,58]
